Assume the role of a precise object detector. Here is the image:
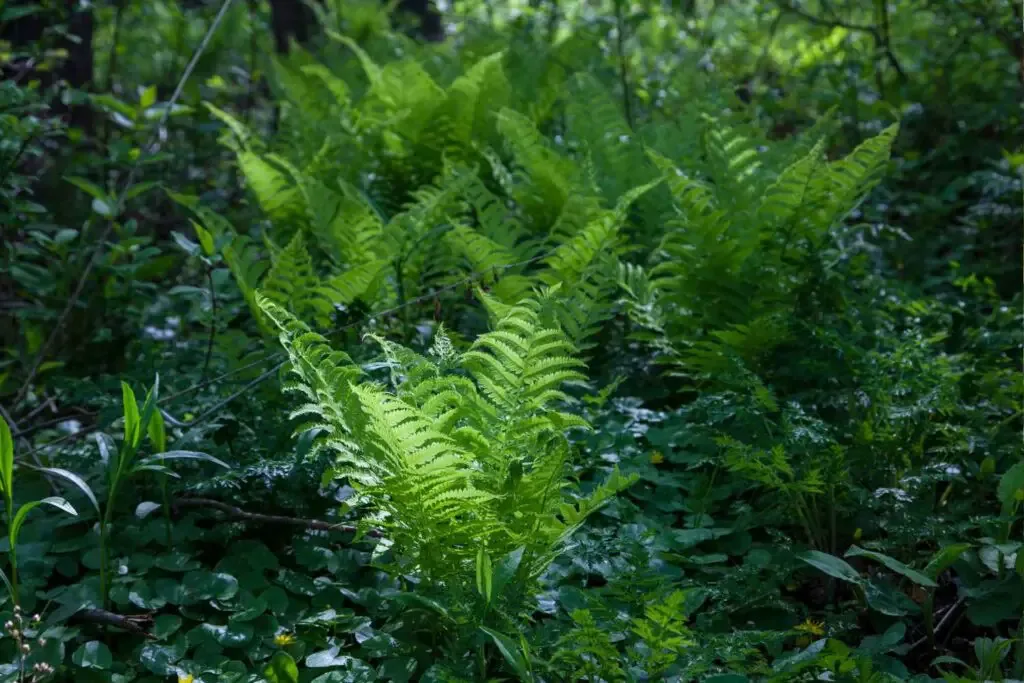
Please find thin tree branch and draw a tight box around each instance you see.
[12,0,238,409]
[172,497,380,536]
[69,608,154,638]
[777,1,905,81]
[908,597,966,651]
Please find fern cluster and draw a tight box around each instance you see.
[259,290,635,608]
[622,116,900,395]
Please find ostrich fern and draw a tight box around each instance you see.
[258,290,635,603]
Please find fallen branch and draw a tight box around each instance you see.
[69,609,155,638]
[172,497,380,537]
[907,597,966,652]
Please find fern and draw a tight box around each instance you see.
[258,291,636,601]
[628,121,899,388]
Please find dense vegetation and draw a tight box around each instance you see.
[1,0,1021,681]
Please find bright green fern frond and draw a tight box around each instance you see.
[757,139,826,231]
[238,151,306,227]
[262,232,335,329]
[811,122,899,226]
[222,233,273,334]
[496,108,579,229]
[701,116,764,209]
[319,259,388,307]
[443,51,509,152]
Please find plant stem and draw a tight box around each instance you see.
[105,0,126,93]
[201,266,218,382]
[3,488,15,604]
[613,0,634,129]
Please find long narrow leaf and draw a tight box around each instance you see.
[0,416,13,498]
[10,497,77,547]
[136,375,160,450]
[28,466,101,516]
[120,382,140,448]
[141,451,230,469]
[845,545,937,588]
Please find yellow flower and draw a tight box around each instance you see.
[177,675,194,683]
[649,451,665,465]
[274,632,297,647]
[794,619,825,637]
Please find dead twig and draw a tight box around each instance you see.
[172,497,380,537]
[69,608,155,638]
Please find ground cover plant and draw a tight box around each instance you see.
[0,0,1021,681]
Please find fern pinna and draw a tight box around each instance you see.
[258,289,635,609]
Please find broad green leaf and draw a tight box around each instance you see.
[1,5,44,21]
[480,627,532,681]
[845,545,937,587]
[924,543,971,580]
[191,220,215,256]
[152,614,182,639]
[264,652,299,683]
[997,461,1024,515]
[121,382,140,448]
[139,85,157,110]
[863,576,918,617]
[91,93,137,120]
[0,415,13,498]
[11,497,77,547]
[139,638,187,675]
[92,198,115,217]
[491,546,525,603]
[798,550,862,584]
[65,176,109,202]
[195,622,253,648]
[125,181,160,200]
[306,646,351,668]
[71,641,112,669]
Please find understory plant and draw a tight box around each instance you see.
[260,288,635,675]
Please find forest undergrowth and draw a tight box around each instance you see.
[0,0,1021,681]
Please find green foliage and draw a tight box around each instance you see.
[0,0,1021,681]
[261,291,635,607]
